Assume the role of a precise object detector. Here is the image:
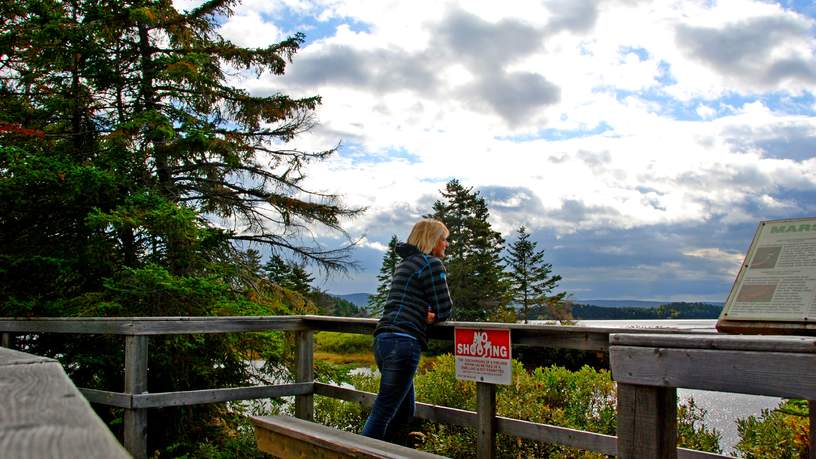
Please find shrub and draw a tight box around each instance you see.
[315,355,722,458]
[735,399,808,458]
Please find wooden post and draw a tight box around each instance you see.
[124,336,148,459]
[616,383,677,459]
[810,400,816,459]
[295,330,314,421]
[1,333,10,348]
[477,382,496,459]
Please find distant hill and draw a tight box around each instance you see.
[334,293,372,308]
[570,302,724,320]
[575,299,724,308]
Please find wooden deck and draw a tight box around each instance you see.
[0,347,130,459]
[253,415,446,458]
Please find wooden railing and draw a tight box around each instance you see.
[0,316,805,459]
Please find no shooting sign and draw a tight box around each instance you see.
[454,328,512,385]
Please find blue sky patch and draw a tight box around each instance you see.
[496,122,613,142]
[265,7,372,44]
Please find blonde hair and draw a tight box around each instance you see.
[407,219,449,254]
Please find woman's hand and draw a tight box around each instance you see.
[426,309,436,324]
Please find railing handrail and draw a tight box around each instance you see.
[0,315,713,350]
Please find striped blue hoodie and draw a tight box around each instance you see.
[374,243,453,349]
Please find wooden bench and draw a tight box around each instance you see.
[0,347,130,459]
[252,415,447,458]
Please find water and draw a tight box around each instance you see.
[678,388,780,455]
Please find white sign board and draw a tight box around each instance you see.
[454,328,512,385]
[721,218,816,322]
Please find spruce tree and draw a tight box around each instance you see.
[430,180,510,321]
[505,226,566,323]
[368,235,399,316]
[263,255,314,296]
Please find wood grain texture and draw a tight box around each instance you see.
[295,330,314,421]
[252,415,446,458]
[0,316,307,335]
[494,417,617,456]
[80,388,132,408]
[0,348,129,459]
[610,346,816,398]
[477,383,496,459]
[133,383,312,408]
[617,383,677,459]
[717,319,816,336]
[611,333,816,353]
[124,335,148,459]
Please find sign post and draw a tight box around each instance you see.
[454,328,512,459]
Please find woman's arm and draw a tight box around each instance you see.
[424,257,452,323]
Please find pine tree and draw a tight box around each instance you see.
[262,255,314,296]
[429,180,510,321]
[368,235,399,316]
[505,226,566,323]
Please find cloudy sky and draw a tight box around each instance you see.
[183,0,816,301]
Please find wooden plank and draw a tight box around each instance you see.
[0,318,139,335]
[677,448,732,459]
[611,333,816,353]
[315,382,377,407]
[0,316,307,335]
[295,329,314,421]
[717,318,816,336]
[0,317,707,352]
[610,346,816,399]
[252,415,446,458]
[133,382,313,408]
[494,417,617,456]
[0,350,129,458]
[0,346,52,366]
[617,383,677,459]
[303,316,378,335]
[129,316,307,334]
[477,383,496,459]
[80,388,132,408]
[415,402,478,427]
[124,335,148,459]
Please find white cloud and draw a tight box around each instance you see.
[207,0,816,298]
[220,12,284,48]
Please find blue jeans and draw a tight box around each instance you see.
[361,333,422,442]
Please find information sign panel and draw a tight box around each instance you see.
[720,218,816,322]
[454,328,512,385]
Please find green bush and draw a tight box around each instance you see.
[314,355,722,458]
[678,398,721,453]
[735,399,808,458]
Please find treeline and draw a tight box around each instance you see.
[570,302,723,320]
